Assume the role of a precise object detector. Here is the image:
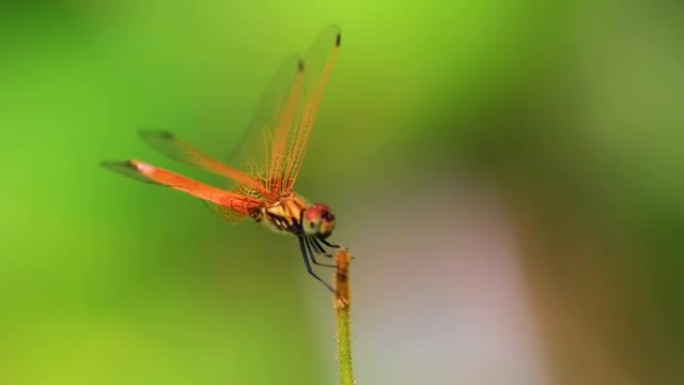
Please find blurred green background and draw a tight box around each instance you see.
[1,1,682,384]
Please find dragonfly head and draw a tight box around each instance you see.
[302,203,335,238]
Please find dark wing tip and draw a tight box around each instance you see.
[298,59,305,72]
[140,129,175,141]
[102,160,158,185]
[101,160,135,170]
[335,32,341,47]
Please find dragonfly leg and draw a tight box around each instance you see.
[318,238,340,249]
[298,236,336,293]
[305,238,336,267]
[311,237,337,259]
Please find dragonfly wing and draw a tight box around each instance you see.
[225,56,304,196]
[103,160,261,216]
[140,130,206,167]
[139,130,270,199]
[277,25,341,194]
[205,203,250,223]
[228,25,341,197]
[204,180,267,223]
[103,160,160,185]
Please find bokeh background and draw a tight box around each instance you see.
[1,1,682,384]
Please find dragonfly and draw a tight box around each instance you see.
[103,26,342,292]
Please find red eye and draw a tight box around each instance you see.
[321,210,334,222]
[306,203,331,223]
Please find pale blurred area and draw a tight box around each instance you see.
[1,0,683,384]
[345,177,552,385]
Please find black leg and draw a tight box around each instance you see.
[306,237,336,268]
[312,238,338,259]
[310,237,326,253]
[318,238,340,249]
[297,236,335,292]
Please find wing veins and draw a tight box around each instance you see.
[140,130,272,199]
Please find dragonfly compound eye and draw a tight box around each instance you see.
[303,203,336,238]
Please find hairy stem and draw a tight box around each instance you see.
[334,248,355,385]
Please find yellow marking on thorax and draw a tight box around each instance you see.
[260,194,310,233]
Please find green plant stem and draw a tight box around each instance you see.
[334,248,355,385]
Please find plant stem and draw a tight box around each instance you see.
[334,248,355,385]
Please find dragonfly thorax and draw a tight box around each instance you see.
[259,196,335,238]
[259,195,307,234]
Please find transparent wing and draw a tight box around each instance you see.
[205,203,250,223]
[225,56,304,196]
[228,25,341,197]
[139,130,272,200]
[204,183,265,223]
[103,160,159,185]
[277,25,341,194]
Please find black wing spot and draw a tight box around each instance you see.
[101,160,134,170]
[159,130,174,139]
[139,130,175,140]
[101,160,160,185]
[335,32,341,47]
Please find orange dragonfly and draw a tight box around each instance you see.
[103,26,341,291]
